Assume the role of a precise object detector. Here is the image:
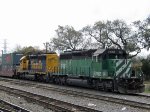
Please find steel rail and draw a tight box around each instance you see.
[0,85,101,112]
[0,99,30,112]
[35,84,150,110]
[0,77,150,110]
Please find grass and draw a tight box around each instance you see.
[144,81,150,84]
[144,81,150,93]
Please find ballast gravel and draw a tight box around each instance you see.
[40,81,150,104]
[0,91,53,112]
[0,79,149,112]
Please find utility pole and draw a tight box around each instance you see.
[43,42,50,53]
[1,50,3,55]
[3,39,7,54]
[1,50,3,65]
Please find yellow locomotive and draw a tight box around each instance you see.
[16,53,59,80]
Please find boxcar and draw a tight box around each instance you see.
[0,53,23,77]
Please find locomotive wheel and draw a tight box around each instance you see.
[103,82,107,91]
[59,77,63,85]
[34,74,38,81]
[93,80,99,90]
[39,75,44,82]
[60,76,67,85]
[52,76,56,83]
[55,77,61,84]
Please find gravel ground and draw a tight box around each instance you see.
[0,91,53,112]
[0,80,149,112]
[37,81,150,104]
[10,79,150,104]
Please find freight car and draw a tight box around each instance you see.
[15,48,144,94]
[0,53,23,77]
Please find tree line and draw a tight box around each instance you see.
[50,16,150,58]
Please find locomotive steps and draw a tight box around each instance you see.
[0,77,150,111]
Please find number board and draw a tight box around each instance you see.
[107,50,123,54]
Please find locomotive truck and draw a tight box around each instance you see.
[0,48,145,94]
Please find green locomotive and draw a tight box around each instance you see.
[56,48,144,94]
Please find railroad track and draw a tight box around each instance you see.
[0,84,101,112]
[0,77,150,110]
[0,99,30,112]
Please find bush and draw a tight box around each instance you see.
[141,55,150,80]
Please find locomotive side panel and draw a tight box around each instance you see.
[46,54,59,73]
[60,58,93,77]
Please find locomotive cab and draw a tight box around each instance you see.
[19,56,29,70]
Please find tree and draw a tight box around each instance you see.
[50,15,150,55]
[83,19,148,57]
[50,25,89,51]
[132,55,150,80]
[13,44,22,52]
[141,55,150,80]
[111,20,131,49]
[133,16,150,51]
[110,19,142,57]
[82,21,112,49]
[13,46,42,55]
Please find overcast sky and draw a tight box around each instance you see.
[0,0,150,55]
